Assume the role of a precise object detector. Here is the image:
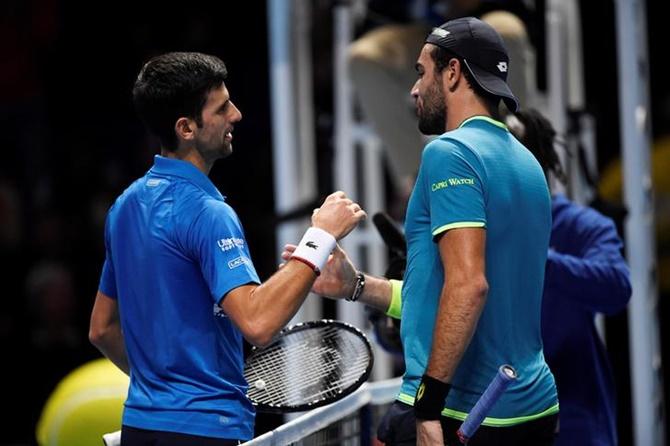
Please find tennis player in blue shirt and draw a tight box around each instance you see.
[89,52,366,445]
[284,18,558,445]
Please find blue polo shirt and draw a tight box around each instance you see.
[99,155,260,440]
[398,116,558,425]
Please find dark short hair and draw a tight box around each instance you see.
[132,52,228,151]
[512,108,567,184]
[429,45,500,111]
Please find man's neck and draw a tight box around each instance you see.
[445,94,496,131]
[161,147,212,175]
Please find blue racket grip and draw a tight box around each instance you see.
[457,365,517,443]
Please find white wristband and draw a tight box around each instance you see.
[291,227,337,274]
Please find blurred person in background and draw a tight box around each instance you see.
[89,51,366,445]
[507,108,632,446]
[25,260,90,443]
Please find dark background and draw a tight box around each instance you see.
[0,0,668,444]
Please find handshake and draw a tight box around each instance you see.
[280,190,367,300]
[309,190,367,241]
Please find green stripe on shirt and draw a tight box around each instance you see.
[459,115,509,130]
[397,393,559,426]
[432,221,486,237]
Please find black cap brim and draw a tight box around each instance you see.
[463,60,519,113]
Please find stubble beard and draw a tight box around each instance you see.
[417,82,447,136]
[196,136,232,165]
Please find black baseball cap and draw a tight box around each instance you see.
[425,16,519,112]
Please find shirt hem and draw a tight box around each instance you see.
[123,408,253,440]
[397,393,559,426]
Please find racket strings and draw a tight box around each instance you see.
[245,325,372,408]
[249,347,340,402]
[251,333,342,386]
[248,345,366,403]
[252,352,368,404]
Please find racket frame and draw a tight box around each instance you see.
[244,319,374,413]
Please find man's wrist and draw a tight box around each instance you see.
[291,227,336,275]
[346,272,365,302]
[414,374,451,420]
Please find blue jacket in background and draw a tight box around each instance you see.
[542,194,632,446]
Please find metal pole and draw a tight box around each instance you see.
[332,4,393,380]
[563,0,591,205]
[333,4,366,330]
[614,0,666,444]
[268,0,319,323]
[294,0,317,196]
[268,0,298,211]
[545,0,568,196]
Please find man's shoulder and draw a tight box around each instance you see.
[182,195,237,229]
[158,176,228,212]
[422,133,489,174]
[433,127,480,146]
[430,125,511,154]
[110,174,229,216]
[109,176,147,211]
[423,132,478,158]
[443,123,504,142]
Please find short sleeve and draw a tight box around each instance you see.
[98,211,118,298]
[422,139,487,239]
[184,200,261,303]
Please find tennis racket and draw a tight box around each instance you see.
[245,319,374,412]
[456,364,517,444]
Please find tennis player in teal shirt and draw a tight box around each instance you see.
[397,114,558,424]
[285,17,559,445]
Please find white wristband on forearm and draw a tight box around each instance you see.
[291,227,337,275]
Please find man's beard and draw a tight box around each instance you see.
[196,138,232,164]
[417,83,446,135]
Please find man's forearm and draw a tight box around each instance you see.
[225,261,316,346]
[425,282,487,382]
[92,324,130,375]
[426,227,488,382]
[255,264,401,317]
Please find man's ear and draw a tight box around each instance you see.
[445,58,464,92]
[175,117,195,141]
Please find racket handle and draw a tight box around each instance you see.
[456,365,517,444]
[102,430,121,446]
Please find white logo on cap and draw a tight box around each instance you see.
[497,62,508,72]
[431,28,450,38]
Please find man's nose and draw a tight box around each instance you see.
[410,80,419,98]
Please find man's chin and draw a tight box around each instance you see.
[417,113,446,135]
[418,123,444,136]
[220,144,233,159]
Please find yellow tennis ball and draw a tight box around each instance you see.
[36,358,129,446]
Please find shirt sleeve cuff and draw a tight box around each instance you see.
[386,279,403,319]
[432,221,486,239]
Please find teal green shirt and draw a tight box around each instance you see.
[398,116,558,425]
